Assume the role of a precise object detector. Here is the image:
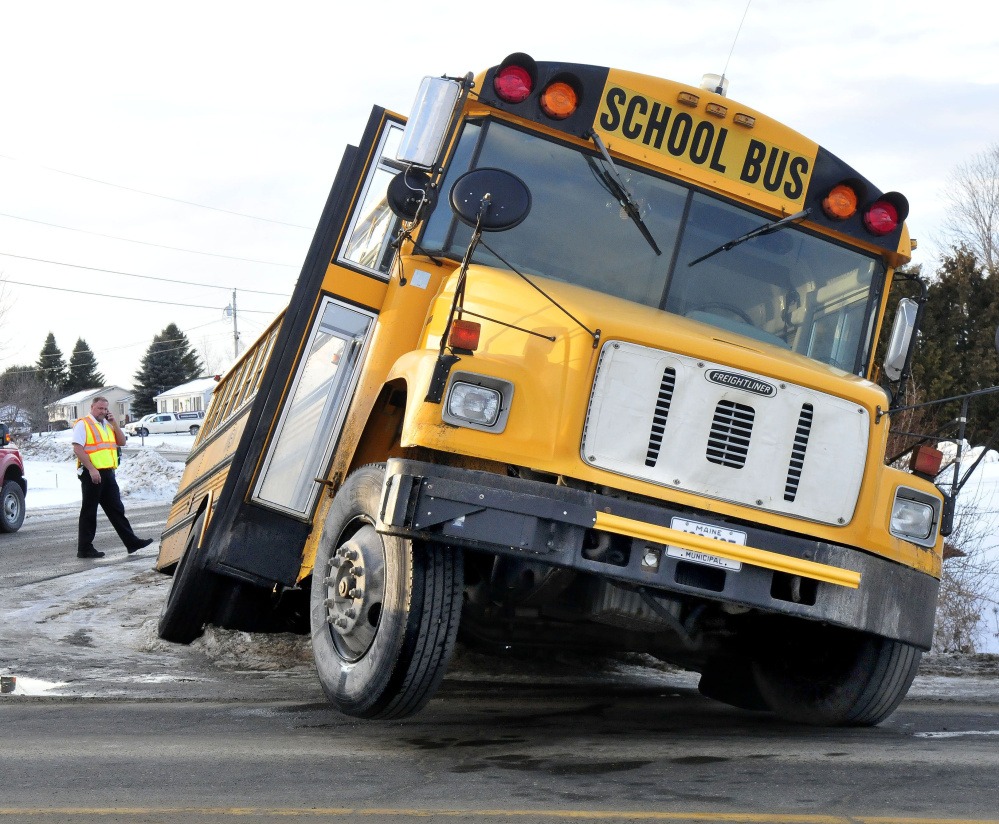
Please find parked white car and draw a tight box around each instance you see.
[127,411,204,437]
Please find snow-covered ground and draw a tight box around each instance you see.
[938,445,999,653]
[18,430,187,512]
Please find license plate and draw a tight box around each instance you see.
[666,517,746,571]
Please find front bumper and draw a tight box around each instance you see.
[378,458,938,649]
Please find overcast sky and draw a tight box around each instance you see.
[1,0,997,390]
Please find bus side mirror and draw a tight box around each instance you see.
[449,168,532,232]
[883,297,918,381]
[396,76,463,170]
[387,169,435,221]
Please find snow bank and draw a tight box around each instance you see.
[19,432,76,463]
[117,450,184,500]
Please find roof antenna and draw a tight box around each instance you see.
[702,0,752,97]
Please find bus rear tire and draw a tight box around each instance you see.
[310,465,463,720]
[752,623,922,726]
[158,512,217,644]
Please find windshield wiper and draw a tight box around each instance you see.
[587,131,662,256]
[687,208,812,267]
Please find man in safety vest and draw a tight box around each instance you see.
[72,396,153,559]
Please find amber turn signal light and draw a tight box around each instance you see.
[910,445,944,477]
[540,81,578,119]
[449,319,481,351]
[822,184,858,220]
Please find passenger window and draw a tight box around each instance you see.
[338,122,406,278]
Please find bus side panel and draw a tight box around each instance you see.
[204,108,393,588]
[156,406,255,569]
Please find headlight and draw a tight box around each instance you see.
[889,487,941,547]
[448,383,501,426]
[442,372,514,433]
[890,499,933,539]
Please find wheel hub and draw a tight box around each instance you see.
[3,491,19,522]
[323,525,385,660]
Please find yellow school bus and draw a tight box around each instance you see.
[157,53,942,726]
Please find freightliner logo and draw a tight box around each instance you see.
[705,370,776,397]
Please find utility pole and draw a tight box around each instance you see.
[232,288,240,357]
[225,289,241,358]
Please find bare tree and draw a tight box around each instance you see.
[197,335,233,377]
[944,143,999,278]
[0,365,49,435]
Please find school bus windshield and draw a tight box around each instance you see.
[421,119,885,374]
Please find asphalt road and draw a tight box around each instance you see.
[2,505,999,823]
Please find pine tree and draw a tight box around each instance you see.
[35,333,69,394]
[64,338,106,394]
[883,248,999,445]
[132,324,204,416]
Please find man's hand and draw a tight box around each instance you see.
[106,410,115,425]
[89,467,101,484]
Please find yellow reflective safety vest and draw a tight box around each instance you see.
[76,415,119,470]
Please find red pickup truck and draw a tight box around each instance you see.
[0,423,26,533]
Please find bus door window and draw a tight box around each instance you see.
[339,123,407,278]
[252,298,374,517]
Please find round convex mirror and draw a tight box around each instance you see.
[387,170,435,221]
[449,168,531,232]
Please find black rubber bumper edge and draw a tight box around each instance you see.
[378,458,938,649]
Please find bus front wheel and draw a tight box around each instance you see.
[752,623,922,726]
[158,512,217,644]
[310,465,463,720]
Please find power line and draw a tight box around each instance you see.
[0,250,292,297]
[3,278,278,313]
[0,211,299,268]
[0,152,314,230]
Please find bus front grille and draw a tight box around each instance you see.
[784,403,814,502]
[706,400,755,469]
[644,366,676,467]
[582,340,870,527]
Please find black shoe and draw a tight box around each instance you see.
[127,537,155,554]
[77,549,105,559]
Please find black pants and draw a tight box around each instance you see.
[78,468,143,553]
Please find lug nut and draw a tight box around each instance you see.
[343,548,359,561]
[345,608,356,619]
[353,567,363,576]
[323,597,336,608]
[329,556,342,568]
[349,588,362,599]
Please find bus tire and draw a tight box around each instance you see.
[158,513,216,644]
[751,623,922,726]
[310,465,463,720]
[1,480,25,533]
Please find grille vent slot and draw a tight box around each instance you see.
[706,400,755,469]
[784,403,814,501]
[645,366,677,467]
